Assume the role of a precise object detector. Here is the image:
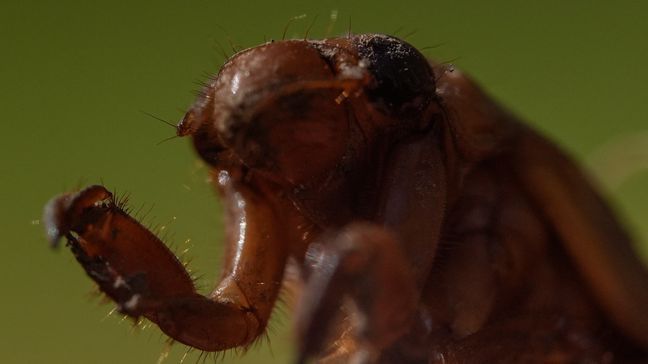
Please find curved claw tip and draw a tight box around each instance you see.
[42,184,112,249]
[43,193,72,248]
[45,226,63,248]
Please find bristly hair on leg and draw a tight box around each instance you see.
[156,338,174,364]
[112,189,132,214]
[180,347,193,363]
[175,284,294,363]
[111,188,194,286]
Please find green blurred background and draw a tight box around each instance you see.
[2,1,647,363]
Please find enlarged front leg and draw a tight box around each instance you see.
[44,179,287,351]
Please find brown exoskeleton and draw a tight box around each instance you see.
[44,34,648,363]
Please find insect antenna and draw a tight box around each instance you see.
[156,134,180,146]
[140,110,177,129]
[138,110,184,145]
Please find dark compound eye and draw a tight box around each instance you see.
[356,34,435,113]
